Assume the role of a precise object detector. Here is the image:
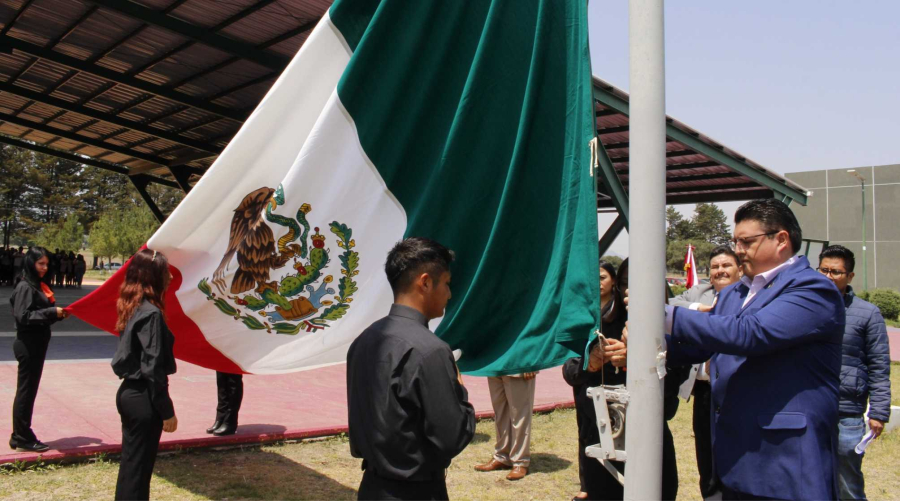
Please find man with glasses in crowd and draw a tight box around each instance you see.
[664,199,845,500]
[817,245,891,501]
[671,245,743,500]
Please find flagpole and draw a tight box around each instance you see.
[624,0,666,499]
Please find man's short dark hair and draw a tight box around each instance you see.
[734,199,802,253]
[385,237,455,295]
[819,245,855,273]
[709,245,741,267]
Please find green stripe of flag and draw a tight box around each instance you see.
[330,0,599,375]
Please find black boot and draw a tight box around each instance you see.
[212,422,237,436]
[206,420,223,434]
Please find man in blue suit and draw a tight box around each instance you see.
[665,199,845,500]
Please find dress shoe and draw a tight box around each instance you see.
[506,466,528,481]
[212,423,237,436]
[206,420,223,434]
[474,459,511,472]
[15,441,50,453]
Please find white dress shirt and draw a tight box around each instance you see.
[664,256,797,334]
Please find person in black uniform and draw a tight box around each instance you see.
[111,249,178,501]
[562,258,689,500]
[9,247,68,452]
[347,237,475,500]
[206,371,243,436]
[566,260,625,500]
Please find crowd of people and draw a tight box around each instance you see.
[1,247,87,288]
[7,199,893,500]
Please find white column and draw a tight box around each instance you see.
[624,1,666,499]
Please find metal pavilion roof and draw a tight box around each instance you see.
[591,76,808,210]
[0,0,808,222]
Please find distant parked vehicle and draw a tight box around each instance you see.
[700,278,710,285]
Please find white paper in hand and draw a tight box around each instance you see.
[855,429,876,454]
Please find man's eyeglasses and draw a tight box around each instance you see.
[817,267,848,278]
[729,232,778,250]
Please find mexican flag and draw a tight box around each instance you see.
[684,244,698,289]
[69,0,600,376]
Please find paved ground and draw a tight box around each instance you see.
[0,284,575,465]
[0,284,897,465]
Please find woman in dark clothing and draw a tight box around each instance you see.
[9,247,68,452]
[111,249,178,500]
[565,261,626,500]
[563,259,688,501]
[74,254,87,289]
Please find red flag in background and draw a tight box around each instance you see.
[683,244,698,289]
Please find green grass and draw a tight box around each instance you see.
[2,368,898,500]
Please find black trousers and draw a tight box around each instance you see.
[358,468,448,500]
[692,381,719,498]
[215,372,243,426]
[583,422,678,500]
[115,380,164,501]
[11,333,51,445]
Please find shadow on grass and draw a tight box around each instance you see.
[470,432,492,444]
[154,438,358,500]
[530,452,572,474]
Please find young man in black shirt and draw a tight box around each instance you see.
[347,237,475,500]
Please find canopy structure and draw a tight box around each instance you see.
[590,76,809,254]
[0,0,808,227]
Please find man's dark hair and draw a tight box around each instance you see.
[385,237,455,295]
[734,199,802,253]
[709,245,741,266]
[819,245,855,273]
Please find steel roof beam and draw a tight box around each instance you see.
[592,82,807,205]
[129,174,166,222]
[0,80,223,153]
[257,19,317,50]
[593,137,628,225]
[664,126,807,204]
[0,0,35,37]
[0,131,178,187]
[597,189,774,208]
[88,0,289,71]
[0,110,171,166]
[0,34,247,122]
[608,149,697,164]
[598,214,626,257]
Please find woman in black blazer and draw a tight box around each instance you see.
[9,247,68,453]
[111,249,178,500]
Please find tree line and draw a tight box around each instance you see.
[0,144,183,263]
[665,203,731,274]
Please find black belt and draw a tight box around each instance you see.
[363,460,445,483]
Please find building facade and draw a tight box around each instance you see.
[787,163,900,291]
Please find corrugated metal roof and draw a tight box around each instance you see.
[0,0,808,211]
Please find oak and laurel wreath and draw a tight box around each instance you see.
[197,221,359,335]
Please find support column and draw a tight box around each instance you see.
[624,1,666,499]
[129,175,166,223]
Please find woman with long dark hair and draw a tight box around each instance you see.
[9,246,68,452]
[564,260,626,500]
[111,249,178,500]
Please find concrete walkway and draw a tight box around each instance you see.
[0,284,575,465]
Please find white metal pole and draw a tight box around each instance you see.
[624,0,666,499]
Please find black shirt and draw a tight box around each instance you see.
[111,301,177,419]
[346,304,475,481]
[11,279,59,338]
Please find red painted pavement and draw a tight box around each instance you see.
[888,327,900,362]
[0,361,573,465]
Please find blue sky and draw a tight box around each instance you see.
[588,1,900,255]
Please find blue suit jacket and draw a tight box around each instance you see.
[668,256,844,500]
